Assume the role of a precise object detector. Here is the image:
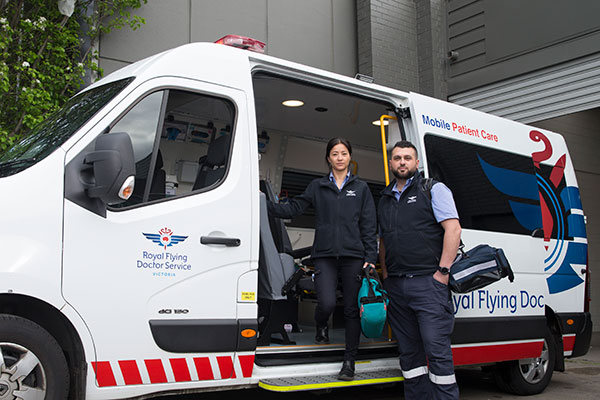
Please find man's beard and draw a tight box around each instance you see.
[392,168,416,180]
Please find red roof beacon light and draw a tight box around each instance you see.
[214,35,266,53]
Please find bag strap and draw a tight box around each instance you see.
[417,178,444,263]
[420,177,467,263]
[507,265,515,283]
[458,240,466,257]
[419,177,435,204]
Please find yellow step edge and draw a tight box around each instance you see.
[259,376,404,392]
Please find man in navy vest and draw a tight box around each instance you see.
[378,141,461,399]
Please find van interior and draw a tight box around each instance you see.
[251,72,399,366]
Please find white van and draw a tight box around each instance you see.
[0,37,592,399]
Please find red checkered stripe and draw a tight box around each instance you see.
[91,354,255,387]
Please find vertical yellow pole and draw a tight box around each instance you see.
[379,115,398,186]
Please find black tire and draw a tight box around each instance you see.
[0,314,70,399]
[492,329,556,395]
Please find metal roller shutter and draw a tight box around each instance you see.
[448,52,600,123]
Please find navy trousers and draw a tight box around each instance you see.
[385,274,459,400]
[313,257,363,361]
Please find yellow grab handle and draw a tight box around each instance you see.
[379,115,398,186]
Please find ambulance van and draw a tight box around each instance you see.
[0,36,592,399]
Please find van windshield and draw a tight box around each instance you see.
[0,77,133,177]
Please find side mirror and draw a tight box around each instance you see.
[84,132,135,204]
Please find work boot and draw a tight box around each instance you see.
[315,326,329,344]
[337,360,355,381]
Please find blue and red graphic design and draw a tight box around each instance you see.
[477,130,587,294]
[530,130,587,294]
[143,227,188,250]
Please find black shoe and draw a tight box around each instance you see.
[337,360,355,381]
[315,326,329,344]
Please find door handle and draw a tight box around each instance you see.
[200,236,241,247]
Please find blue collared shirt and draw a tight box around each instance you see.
[393,176,459,223]
[329,171,351,191]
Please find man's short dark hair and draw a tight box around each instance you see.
[392,140,418,158]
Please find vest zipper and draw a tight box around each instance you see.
[336,187,341,259]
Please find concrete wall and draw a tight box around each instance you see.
[531,109,600,330]
[416,0,447,99]
[100,0,449,99]
[356,0,447,98]
[98,0,358,77]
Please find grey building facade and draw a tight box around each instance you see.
[99,0,599,331]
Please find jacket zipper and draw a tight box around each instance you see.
[335,184,341,259]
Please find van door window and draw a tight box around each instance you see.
[109,91,163,206]
[424,134,541,235]
[109,89,235,208]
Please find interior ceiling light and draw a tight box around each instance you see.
[372,119,389,126]
[282,100,304,107]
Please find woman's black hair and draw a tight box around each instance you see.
[325,137,352,168]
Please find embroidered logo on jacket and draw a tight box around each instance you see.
[407,195,417,203]
[345,190,356,197]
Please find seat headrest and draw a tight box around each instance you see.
[155,150,163,170]
[205,135,231,167]
[260,179,278,202]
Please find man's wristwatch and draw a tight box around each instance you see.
[437,266,450,275]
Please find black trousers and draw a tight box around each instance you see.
[385,274,459,400]
[313,257,363,361]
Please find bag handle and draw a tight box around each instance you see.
[363,266,387,300]
[363,266,376,298]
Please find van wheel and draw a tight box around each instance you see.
[492,329,555,395]
[0,314,69,399]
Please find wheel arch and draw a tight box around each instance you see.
[0,293,87,399]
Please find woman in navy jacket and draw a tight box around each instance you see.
[268,137,377,381]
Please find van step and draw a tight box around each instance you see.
[258,369,403,392]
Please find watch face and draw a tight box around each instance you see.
[439,267,450,275]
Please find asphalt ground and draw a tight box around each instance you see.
[458,332,600,400]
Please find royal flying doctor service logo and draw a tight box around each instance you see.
[143,227,188,250]
[407,195,417,203]
[345,190,356,197]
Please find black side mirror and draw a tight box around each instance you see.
[83,132,135,204]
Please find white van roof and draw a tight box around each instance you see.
[88,42,410,104]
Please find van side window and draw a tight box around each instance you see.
[109,89,235,209]
[424,134,541,236]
